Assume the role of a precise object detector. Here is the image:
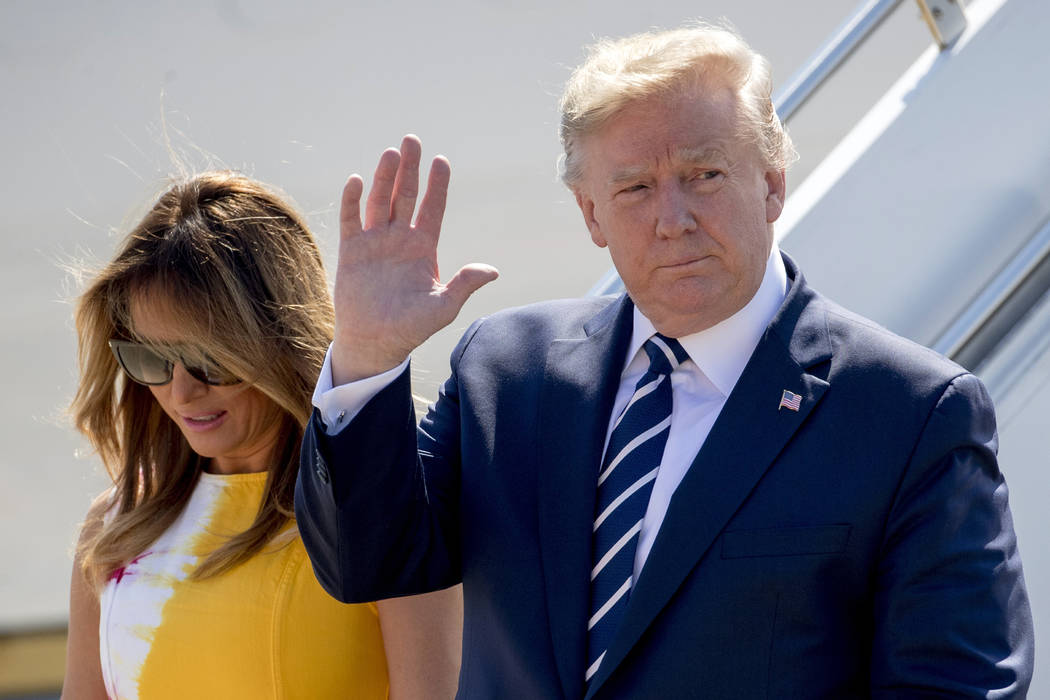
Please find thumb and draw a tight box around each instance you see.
[443,263,499,308]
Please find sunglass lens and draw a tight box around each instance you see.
[116,344,172,385]
[189,362,241,386]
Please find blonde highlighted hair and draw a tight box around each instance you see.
[559,21,797,187]
[72,171,333,588]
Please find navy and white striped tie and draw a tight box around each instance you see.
[586,333,689,684]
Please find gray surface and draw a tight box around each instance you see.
[0,0,931,629]
[780,0,1050,351]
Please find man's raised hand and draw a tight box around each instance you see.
[330,135,498,385]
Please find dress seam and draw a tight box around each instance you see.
[271,538,302,700]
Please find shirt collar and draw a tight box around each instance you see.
[625,246,788,397]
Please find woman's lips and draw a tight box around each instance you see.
[180,410,228,432]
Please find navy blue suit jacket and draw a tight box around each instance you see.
[296,256,1033,698]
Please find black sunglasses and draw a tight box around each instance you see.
[108,340,241,387]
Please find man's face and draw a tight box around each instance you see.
[574,86,786,337]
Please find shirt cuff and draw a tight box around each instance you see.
[312,344,410,436]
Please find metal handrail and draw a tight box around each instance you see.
[773,0,904,123]
[933,217,1050,369]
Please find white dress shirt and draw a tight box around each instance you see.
[313,247,788,581]
[612,247,787,579]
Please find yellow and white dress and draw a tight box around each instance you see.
[98,471,388,699]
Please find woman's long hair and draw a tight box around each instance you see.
[72,171,334,588]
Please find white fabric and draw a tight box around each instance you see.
[313,248,789,580]
[98,474,226,699]
[313,353,409,435]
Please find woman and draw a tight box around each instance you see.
[62,171,462,699]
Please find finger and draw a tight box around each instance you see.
[415,155,451,239]
[339,174,364,238]
[364,147,401,230]
[442,263,500,308]
[390,135,422,226]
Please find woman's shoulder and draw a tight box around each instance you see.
[75,488,117,547]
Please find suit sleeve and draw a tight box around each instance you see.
[295,323,482,603]
[870,372,1034,697]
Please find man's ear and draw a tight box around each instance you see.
[764,169,786,223]
[574,190,608,248]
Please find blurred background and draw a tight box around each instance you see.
[0,0,989,695]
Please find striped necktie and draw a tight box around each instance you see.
[586,333,689,684]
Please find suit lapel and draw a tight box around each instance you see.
[584,259,834,697]
[537,295,634,700]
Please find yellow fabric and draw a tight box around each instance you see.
[105,472,388,699]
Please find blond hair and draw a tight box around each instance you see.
[72,171,334,588]
[559,21,797,187]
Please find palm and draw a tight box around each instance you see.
[331,135,498,383]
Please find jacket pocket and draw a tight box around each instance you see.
[720,524,851,559]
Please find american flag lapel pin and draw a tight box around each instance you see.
[778,389,802,412]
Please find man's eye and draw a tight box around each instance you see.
[620,183,648,194]
[695,170,721,180]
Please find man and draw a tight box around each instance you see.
[296,24,1034,698]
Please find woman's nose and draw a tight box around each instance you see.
[169,362,208,403]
